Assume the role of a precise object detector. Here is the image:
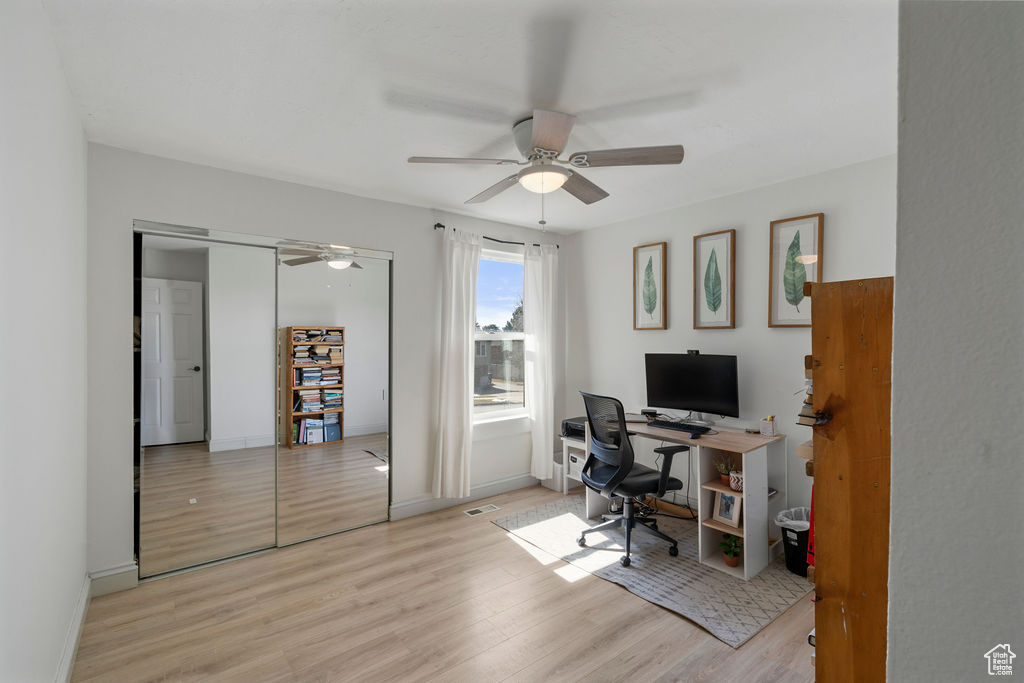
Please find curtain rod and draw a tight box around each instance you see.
[433,223,559,249]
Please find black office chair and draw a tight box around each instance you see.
[577,391,689,567]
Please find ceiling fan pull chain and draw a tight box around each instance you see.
[539,191,547,232]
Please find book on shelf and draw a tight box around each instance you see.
[796,414,817,426]
[325,423,341,442]
[798,403,816,419]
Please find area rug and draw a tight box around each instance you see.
[493,496,811,648]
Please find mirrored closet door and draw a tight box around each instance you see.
[276,252,391,545]
[138,235,277,577]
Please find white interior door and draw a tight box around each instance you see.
[141,278,205,445]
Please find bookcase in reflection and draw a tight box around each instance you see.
[279,326,344,449]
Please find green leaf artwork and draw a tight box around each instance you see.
[704,248,722,313]
[643,256,657,317]
[783,231,808,311]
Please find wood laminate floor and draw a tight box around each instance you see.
[82,485,814,682]
[140,434,388,576]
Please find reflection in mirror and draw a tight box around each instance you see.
[277,253,390,545]
[138,235,277,576]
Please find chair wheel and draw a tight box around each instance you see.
[577,536,586,547]
[669,545,679,557]
[649,521,658,530]
[620,556,631,567]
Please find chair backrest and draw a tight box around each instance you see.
[579,392,634,496]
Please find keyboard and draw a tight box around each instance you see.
[647,419,711,435]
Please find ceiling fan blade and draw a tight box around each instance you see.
[408,156,519,165]
[529,109,576,155]
[283,255,322,266]
[568,145,685,168]
[279,248,317,256]
[562,172,609,204]
[465,174,520,204]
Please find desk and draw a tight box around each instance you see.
[584,422,787,580]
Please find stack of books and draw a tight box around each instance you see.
[322,332,343,342]
[300,367,322,386]
[321,367,340,385]
[797,355,814,425]
[324,412,341,442]
[297,388,323,413]
[329,346,343,364]
[293,345,310,363]
[323,390,343,411]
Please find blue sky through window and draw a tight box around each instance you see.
[477,258,523,328]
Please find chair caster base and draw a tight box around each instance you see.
[669,545,679,557]
[577,536,586,547]
[620,556,631,567]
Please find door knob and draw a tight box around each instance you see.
[192,366,201,372]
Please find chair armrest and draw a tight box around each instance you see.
[652,445,689,497]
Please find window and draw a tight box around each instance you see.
[474,251,525,416]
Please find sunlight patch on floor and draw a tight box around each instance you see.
[554,564,590,583]
[504,532,559,566]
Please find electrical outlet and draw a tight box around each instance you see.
[189,498,197,505]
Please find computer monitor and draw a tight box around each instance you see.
[645,353,740,421]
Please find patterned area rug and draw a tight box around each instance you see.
[493,496,811,648]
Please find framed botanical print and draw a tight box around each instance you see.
[693,229,735,329]
[633,242,666,330]
[768,213,824,327]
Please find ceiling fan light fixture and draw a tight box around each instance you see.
[326,258,353,270]
[518,165,570,194]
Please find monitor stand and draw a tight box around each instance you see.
[683,411,716,427]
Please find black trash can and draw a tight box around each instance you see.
[776,507,811,577]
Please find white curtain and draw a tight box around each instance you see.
[433,226,481,499]
[524,244,559,481]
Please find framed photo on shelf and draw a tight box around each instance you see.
[769,213,824,327]
[633,242,667,330]
[693,229,735,329]
[713,491,743,528]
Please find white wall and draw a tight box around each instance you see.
[142,245,208,282]
[564,155,896,508]
[206,244,277,451]
[86,144,558,577]
[278,256,389,436]
[889,3,1023,680]
[0,1,88,680]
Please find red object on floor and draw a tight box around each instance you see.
[807,485,815,566]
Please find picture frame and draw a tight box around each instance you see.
[713,491,743,528]
[633,242,667,330]
[768,213,824,327]
[693,229,736,329]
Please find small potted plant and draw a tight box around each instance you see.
[714,454,733,485]
[719,533,743,567]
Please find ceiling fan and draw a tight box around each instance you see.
[408,109,684,205]
[279,247,363,270]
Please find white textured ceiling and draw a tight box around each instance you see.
[43,0,896,233]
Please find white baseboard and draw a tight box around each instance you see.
[208,434,275,452]
[389,473,538,520]
[344,422,388,438]
[56,575,90,682]
[89,562,138,596]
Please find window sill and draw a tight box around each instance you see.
[473,411,530,440]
